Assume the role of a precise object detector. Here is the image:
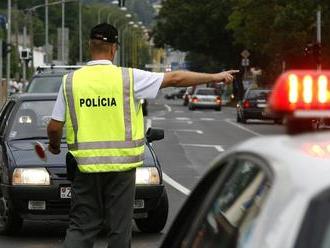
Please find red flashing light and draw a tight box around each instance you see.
[269,70,330,112]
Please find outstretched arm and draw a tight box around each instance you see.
[161,70,239,88]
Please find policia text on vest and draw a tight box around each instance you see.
[79,97,117,107]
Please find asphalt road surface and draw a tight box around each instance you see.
[0,89,286,248]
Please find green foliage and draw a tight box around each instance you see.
[154,0,330,75]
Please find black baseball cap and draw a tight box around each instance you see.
[90,23,119,44]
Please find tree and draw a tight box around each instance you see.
[153,0,241,70]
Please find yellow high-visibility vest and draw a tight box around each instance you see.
[63,65,144,172]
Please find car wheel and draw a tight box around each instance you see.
[236,113,241,122]
[274,119,282,125]
[188,105,195,111]
[215,107,221,111]
[135,189,168,233]
[0,197,23,235]
[286,118,314,135]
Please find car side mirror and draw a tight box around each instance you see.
[146,128,164,143]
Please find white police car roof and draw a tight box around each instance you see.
[224,132,330,247]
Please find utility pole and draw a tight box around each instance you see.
[22,26,27,81]
[7,0,11,90]
[62,0,65,63]
[79,0,82,63]
[45,0,49,64]
[316,4,321,70]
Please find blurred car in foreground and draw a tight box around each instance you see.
[164,88,186,100]
[236,88,282,124]
[188,87,222,111]
[0,94,167,234]
[269,70,330,134]
[182,86,195,106]
[162,130,330,248]
[26,65,81,93]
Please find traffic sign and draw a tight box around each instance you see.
[241,50,250,58]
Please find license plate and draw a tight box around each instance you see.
[257,103,267,108]
[60,187,71,199]
[134,200,145,209]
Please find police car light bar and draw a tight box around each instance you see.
[269,70,330,113]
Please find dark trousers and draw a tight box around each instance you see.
[63,168,136,248]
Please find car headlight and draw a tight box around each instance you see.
[136,167,160,185]
[12,168,50,186]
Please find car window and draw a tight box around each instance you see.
[27,76,63,93]
[8,100,65,140]
[195,88,216,95]
[294,188,330,248]
[246,90,270,100]
[185,157,271,248]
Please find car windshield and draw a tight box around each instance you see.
[195,89,216,95]
[246,90,270,99]
[8,100,65,140]
[27,76,63,93]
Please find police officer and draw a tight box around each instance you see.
[47,23,238,248]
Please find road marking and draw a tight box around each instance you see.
[200,118,215,121]
[225,118,262,136]
[162,173,190,196]
[152,117,166,121]
[146,118,152,129]
[176,117,191,121]
[173,129,203,134]
[174,110,184,113]
[180,143,224,152]
[164,104,172,112]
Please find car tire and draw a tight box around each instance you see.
[236,113,241,123]
[274,119,282,125]
[135,189,169,233]
[215,107,221,111]
[0,197,23,235]
[286,118,314,135]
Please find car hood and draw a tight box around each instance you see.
[8,141,66,167]
[8,141,154,168]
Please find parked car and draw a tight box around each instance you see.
[0,93,168,234]
[182,86,195,106]
[162,130,330,248]
[188,87,222,111]
[26,65,81,93]
[236,88,282,124]
[164,88,186,100]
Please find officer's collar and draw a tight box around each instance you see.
[87,60,113,65]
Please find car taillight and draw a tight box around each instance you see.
[269,70,330,112]
[192,97,199,103]
[243,100,250,108]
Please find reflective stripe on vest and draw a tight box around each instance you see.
[64,66,144,172]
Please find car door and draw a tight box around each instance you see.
[161,152,273,248]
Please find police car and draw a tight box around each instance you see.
[161,70,330,248]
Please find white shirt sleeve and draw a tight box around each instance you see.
[133,69,164,99]
[51,84,66,122]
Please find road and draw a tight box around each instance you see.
[0,89,286,247]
